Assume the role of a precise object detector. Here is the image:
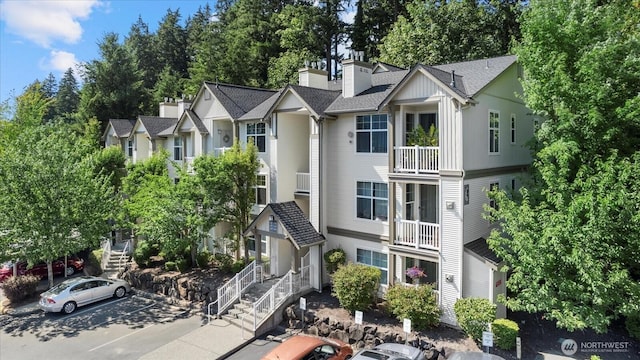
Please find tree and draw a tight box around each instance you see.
[267,2,324,88]
[79,33,145,127]
[318,0,350,79]
[379,0,525,67]
[125,16,159,115]
[55,68,80,123]
[0,123,116,288]
[41,73,58,123]
[350,0,410,60]
[13,82,52,127]
[488,0,640,333]
[156,9,189,80]
[197,140,259,262]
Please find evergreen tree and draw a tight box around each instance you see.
[79,33,144,126]
[55,68,80,123]
[350,0,410,60]
[125,16,158,115]
[156,9,189,80]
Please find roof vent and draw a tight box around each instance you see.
[450,70,456,88]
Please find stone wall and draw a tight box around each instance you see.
[282,304,448,360]
[123,266,231,307]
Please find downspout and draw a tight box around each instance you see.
[312,114,324,292]
[387,105,396,286]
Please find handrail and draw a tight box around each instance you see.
[117,239,131,272]
[215,260,257,317]
[207,298,220,323]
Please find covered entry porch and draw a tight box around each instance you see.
[244,201,325,291]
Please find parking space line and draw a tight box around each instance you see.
[88,323,156,352]
[87,301,157,330]
[62,297,130,319]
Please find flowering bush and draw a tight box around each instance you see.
[405,266,425,279]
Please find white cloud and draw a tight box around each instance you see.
[48,50,79,72]
[1,0,103,48]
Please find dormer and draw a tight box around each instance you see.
[342,51,372,98]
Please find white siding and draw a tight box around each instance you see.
[463,252,489,299]
[393,73,445,101]
[279,92,305,111]
[439,177,463,325]
[462,65,531,171]
[324,113,389,238]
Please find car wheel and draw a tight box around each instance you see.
[114,286,126,298]
[62,301,77,314]
[65,266,75,276]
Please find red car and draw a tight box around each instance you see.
[262,335,353,360]
[0,257,84,282]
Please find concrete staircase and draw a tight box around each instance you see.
[101,246,130,279]
[219,277,283,330]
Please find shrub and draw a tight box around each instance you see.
[134,240,155,267]
[454,298,496,342]
[86,249,104,275]
[324,248,347,274]
[2,275,40,303]
[196,250,212,268]
[175,259,188,273]
[331,263,380,311]
[214,253,234,272]
[231,259,246,273]
[492,318,519,350]
[385,283,441,330]
[164,261,177,272]
[625,312,640,340]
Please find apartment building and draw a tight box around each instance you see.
[103,54,532,325]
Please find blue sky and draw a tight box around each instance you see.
[0,0,216,102]
[0,0,356,104]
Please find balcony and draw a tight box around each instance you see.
[394,146,439,174]
[296,172,310,194]
[213,147,231,157]
[395,219,439,251]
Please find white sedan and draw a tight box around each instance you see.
[39,276,131,314]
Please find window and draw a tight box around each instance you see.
[489,111,500,154]
[356,114,387,153]
[357,248,388,285]
[405,184,415,221]
[174,137,183,161]
[247,123,266,152]
[247,236,267,256]
[255,174,267,205]
[510,114,516,144]
[357,181,388,221]
[511,178,516,191]
[127,140,133,157]
[404,257,438,289]
[489,182,499,211]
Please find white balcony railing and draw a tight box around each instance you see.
[394,146,439,174]
[395,219,439,250]
[213,147,231,157]
[296,172,310,193]
[184,156,195,172]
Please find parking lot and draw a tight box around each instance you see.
[0,293,202,360]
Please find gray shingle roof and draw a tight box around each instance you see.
[239,90,283,121]
[433,55,517,96]
[373,62,406,73]
[137,116,178,139]
[204,82,277,120]
[288,85,341,117]
[324,70,408,113]
[465,237,501,265]
[181,109,209,134]
[107,119,136,138]
[269,201,325,249]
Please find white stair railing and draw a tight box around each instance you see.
[209,260,257,318]
[100,239,111,271]
[117,239,132,272]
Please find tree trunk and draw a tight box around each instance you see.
[47,260,54,289]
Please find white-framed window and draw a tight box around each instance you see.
[247,235,267,256]
[247,123,266,152]
[127,139,133,157]
[356,181,388,221]
[356,114,387,153]
[404,257,438,289]
[357,248,388,285]
[510,114,516,144]
[255,174,267,205]
[173,137,183,161]
[489,110,500,154]
[405,184,415,221]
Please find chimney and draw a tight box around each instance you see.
[159,100,178,118]
[450,70,456,88]
[342,51,372,98]
[299,62,329,90]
